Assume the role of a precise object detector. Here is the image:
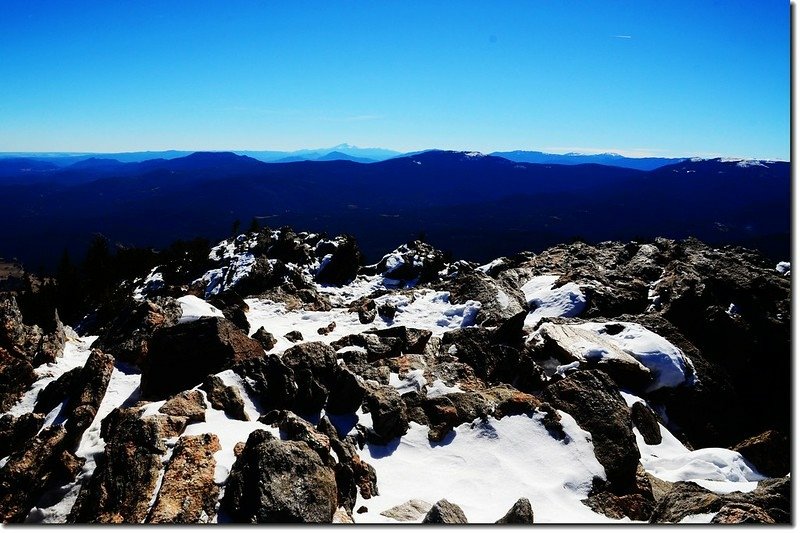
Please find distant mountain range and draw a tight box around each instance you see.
[0,144,694,170]
[0,150,788,270]
[489,151,686,171]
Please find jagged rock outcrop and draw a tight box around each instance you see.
[147,433,221,524]
[422,499,468,524]
[140,317,264,399]
[158,389,207,424]
[439,325,542,390]
[649,477,790,524]
[446,270,527,327]
[314,235,363,286]
[200,375,248,421]
[316,416,378,509]
[495,498,534,524]
[233,354,297,412]
[544,370,640,494]
[91,297,181,366]
[68,408,169,523]
[364,241,447,285]
[0,412,44,458]
[732,430,789,478]
[0,426,81,523]
[221,429,337,523]
[0,297,66,410]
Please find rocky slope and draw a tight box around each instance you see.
[0,227,790,523]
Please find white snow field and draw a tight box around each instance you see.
[351,412,619,524]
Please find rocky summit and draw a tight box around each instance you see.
[0,227,790,524]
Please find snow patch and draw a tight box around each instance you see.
[389,370,427,395]
[776,261,790,276]
[522,275,586,327]
[574,322,695,391]
[177,295,225,323]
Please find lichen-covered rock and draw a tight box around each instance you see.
[158,389,207,424]
[251,326,277,351]
[0,412,44,458]
[381,499,432,522]
[711,502,776,524]
[147,433,221,523]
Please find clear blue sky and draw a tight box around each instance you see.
[0,1,789,159]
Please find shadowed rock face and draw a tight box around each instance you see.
[140,317,264,399]
[0,425,81,523]
[0,297,66,410]
[91,297,181,366]
[649,477,790,524]
[544,370,640,495]
[221,430,337,523]
[732,430,789,479]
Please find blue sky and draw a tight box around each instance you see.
[0,1,789,159]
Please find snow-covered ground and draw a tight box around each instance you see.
[245,289,480,353]
[351,412,622,524]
